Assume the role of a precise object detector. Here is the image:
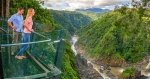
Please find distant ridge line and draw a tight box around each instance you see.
[76,8,111,12]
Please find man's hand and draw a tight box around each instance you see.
[12,26,17,29]
[8,22,17,30]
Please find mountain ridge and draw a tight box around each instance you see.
[76,8,111,12]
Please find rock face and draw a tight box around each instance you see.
[76,54,103,79]
[95,56,127,67]
[106,71,115,79]
[74,39,149,79]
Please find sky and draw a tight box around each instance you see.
[42,0,141,11]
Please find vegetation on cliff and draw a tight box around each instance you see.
[51,10,92,35]
[77,3,150,63]
[79,11,105,20]
[120,66,140,79]
[61,41,79,79]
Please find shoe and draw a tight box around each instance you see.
[11,52,14,55]
[21,56,27,58]
[15,56,23,60]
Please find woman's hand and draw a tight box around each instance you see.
[30,29,34,32]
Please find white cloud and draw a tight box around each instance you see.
[43,0,140,10]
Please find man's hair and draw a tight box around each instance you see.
[18,7,24,11]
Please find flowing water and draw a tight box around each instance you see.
[71,35,150,79]
[71,35,78,56]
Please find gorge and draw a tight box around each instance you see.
[71,35,150,79]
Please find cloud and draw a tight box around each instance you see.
[43,0,139,10]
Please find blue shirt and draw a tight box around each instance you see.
[8,13,24,32]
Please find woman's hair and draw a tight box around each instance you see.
[25,8,34,21]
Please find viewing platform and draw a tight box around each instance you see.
[0,18,65,79]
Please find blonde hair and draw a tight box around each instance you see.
[25,8,34,21]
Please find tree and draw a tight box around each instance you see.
[132,0,150,8]
[114,5,120,10]
[0,0,10,18]
[6,0,10,17]
[1,0,4,17]
[36,0,44,5]
[132,1,142,8]
[142,0,150,6]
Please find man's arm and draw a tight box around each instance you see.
[7,15,17,29]
[8,22,16,29]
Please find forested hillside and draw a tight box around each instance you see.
[61,41,79,79]
[51,10,92,35]
[77,7,150,63]
[79,11,105,20]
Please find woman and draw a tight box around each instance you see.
[15,8,35,60]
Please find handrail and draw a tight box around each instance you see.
[0,27,7,34]
[33,32,51,40]
[0,39,64,47]
[5,72,50,79]
[1,39,51,47]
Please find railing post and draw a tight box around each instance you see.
[54,30,64,69]
[54,30,65,79]
[0,41,4,79]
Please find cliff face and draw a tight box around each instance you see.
[76,54,103,79]
[95,56,127,67]
[75,41,150,79]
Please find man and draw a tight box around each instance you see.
[8,7,24,55]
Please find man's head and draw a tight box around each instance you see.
[17,7,24,15]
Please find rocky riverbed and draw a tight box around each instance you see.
[71,35,150,79]
[76,54,103,79]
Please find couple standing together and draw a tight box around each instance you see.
[8,8,35,60]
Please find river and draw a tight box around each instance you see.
[71,35,150,79]
[71,35,78,56]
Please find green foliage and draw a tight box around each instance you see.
[142,0,149,6]
[50,10,76,35]
[79,11,105,20]
[138,6,146,20]
[60,41,79,79]
[77,8,150,63]
[9,0,55,26]
[117,5,128,14]
[121,66,139,79]
[51,10,92,35]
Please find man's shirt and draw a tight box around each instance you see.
[8,13,23,32]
